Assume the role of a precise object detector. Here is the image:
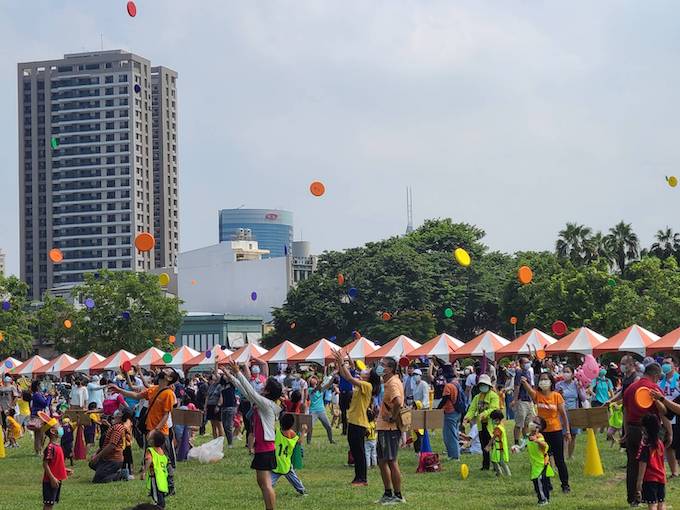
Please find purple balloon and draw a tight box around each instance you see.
[4,360,11,369]
[121,311,131,320]
[1,301,10,311]
[251,291,257,301]
[134,84,141,93]
[84,298,95,309]
[206,350,212,359]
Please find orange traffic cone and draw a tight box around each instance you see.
[583,428,604,476]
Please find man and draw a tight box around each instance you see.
[338,363,354,435]
[438,373,462,460]
[402,365,415,407]
[376,357,405,505]
[623,363,667,507]
[511,356,535,447]
[109,367,179,494]
[86,375,105,408]
[0,376,19,434]
[659,357,679,478]
[90,408,134,483]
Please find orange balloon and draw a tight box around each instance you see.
[49,248,64,264]
[310,181,325,197]
[518,266,533,285]
[191,279,197,286]
[536,349,546,360]
[382,312,392,321]
[510,316,518,325]
[63,320,72,329]
[135,232,155,252]
[337,274,345,285]
[169,335,176,344]
[0,331,4,342]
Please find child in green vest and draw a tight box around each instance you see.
[271,413,308,496]
[142,430,169,509]
[488,410,511,477]
[526,416,554,505]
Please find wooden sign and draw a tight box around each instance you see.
[411,409,444,430]
[63,409,93,426]
[285,412,313,434]
[567,407,609,429]
[172,409,204,427]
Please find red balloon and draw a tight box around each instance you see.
[551,320,567,337]
[121,360,132,372]
[127,1,137,17]
[399,357,410,368]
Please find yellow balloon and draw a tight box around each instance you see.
[454,248,471,267]
[460,463,469,480]
[668,176,678,188]
[355,360,366,371]
[159,273,170,286]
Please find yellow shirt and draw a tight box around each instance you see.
[366,421,377,441]
[17,399,30,416]
[7,416,22,438]
[347,381,373,429]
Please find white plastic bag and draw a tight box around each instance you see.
[187,436,224,464]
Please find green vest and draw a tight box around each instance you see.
[273,428,299,475]
[146,447,169,493]
[527,434,555,480]
[490,423,509,463]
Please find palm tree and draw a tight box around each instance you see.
[650,227,678,259]
[605,221,639,274]
[556,223,592,265]
[583,231,613,265]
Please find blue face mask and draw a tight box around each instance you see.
[662,363,673,375]
[375,365,385,377]
[599,370,607,378]
[56,427,64,438]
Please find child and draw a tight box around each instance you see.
[142,430,169,509]
[607,402,623,446]
[636,414,667,510]
[60,418,74,467]
[283,390,303,414]
[84,402,99,447]
[43,422,73,510]
[364,408,377,468]
[271,413,307,496]
[526,416,554,505]
[18,390,32,433]
[488,409,511,477]
[6,409,23,448]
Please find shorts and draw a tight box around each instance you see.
[377,430,401,462]
[514,401,535,429]
[206,405,220,421]
[43,481,62,505]
[251,451,277,471]
[641,481,665,504]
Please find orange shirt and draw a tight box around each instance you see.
[141,386,176,436]
[442,382,458,414]
[532,390,564,433]
[377,375,404,431]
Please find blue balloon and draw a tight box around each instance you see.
[251,291,257,301]
[329,336,337,342]
[84,298,95,309]
[348,288,358,299]
[1,301,10,311]
[206,350,212,359]
[4,360,11,368]
[121,311,131,320]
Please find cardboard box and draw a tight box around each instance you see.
[172,408,204,427]
[567,407,609,429]
[411,409,444,430]
[63,409,92,426]
[284,413,313,434]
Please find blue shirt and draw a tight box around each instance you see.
[591,377,613,403]
[308,389,325,413]
[339,373,354,392]
[660,373,679,396]
[514,369,534,401]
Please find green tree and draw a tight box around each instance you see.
[556,223,592,265]
[649,227,678,260]
[606,221,640,274]
[0,275,35,358]
[583,231,612,266]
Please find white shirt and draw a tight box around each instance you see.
[465,373,477,389]
[87,382,104,407]
[70,386,88,408]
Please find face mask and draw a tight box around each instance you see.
[56,427,64,438]
[523,363,531,371]
[662,364,673,375]
[563,372,573,381]
[251,366,261,375]
[479,384,489,393]
[375,365,385,377]
[538,380,551,391]
[413,375,421,383]
[599,369,606,378]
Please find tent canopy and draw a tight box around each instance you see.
[408,333,463,362]
[152,345,200,369]
[62,352,105,376]
[34,353,78,377]
[545,327,607,356]
[260,341,303,363]
[451,331,510,360]
[593,324,659,357]
[366,335,421,362]
[228,344,268,364]
[91,350,136,374]
[648,326,680,355]
[128,347,166,370]
[11,355,49,377]
[340,336,378,361]
[496,329,556,357]
[289,338,341,365]
[184,345,232,371]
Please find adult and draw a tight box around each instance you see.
[90,408,134,483]
[195,375,209,436]
[402,365,415,407]
[204,371,224,439]
[622,362,666,507]
[109,367,179,495]
[411,368,430,453]
[463,374,499,471]
[306,376,335,445]
[219,371,238,447]
[659,357,680,478]
[590,368,614,407]
[375,357,405,505]
[438,374,463,460]
[338,364,354,435]
[332,350,380,487]
[431,365,446,409]
[555,365,586,459]
[522,372,571,492]
[30,380,50,455]
[0,376,19,434]
[511,356,535,447]
[464,365,478,400]
[70,378,88,409]
[86,375,105,408]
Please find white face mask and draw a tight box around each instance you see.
[563,372,573,381]
[538,380,551,391]
[413,375,421,383]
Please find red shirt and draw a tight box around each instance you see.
[43,443,67,482]
[637,438,666,484]
[252,408,275,454]
[283,400,302,414]
[623,378,661,425]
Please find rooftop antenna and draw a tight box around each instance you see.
[100,33,104,50]
[405,186,414,234]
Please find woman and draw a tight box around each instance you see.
[306,376,335,445]
[30,380,50,454]
[521,372,571,493]
[204,370,224,439]
[411,369,430,453]
[590,368,614,407]
[555,365,586,459]
[463,374,499,471]
[331,349,380,486]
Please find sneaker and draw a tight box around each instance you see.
[561,485,571,494]
[392,494,406,504]
[381,497,398,506]
[375,495,393,504]
[538,500,549,506]
[126,474,135,481]
[296,491,308,497]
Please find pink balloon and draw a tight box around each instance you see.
[582,354,600,380]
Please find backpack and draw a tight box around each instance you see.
[452,381,469,415]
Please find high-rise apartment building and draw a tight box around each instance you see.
[218,209,293,258]
[18,50,178,300]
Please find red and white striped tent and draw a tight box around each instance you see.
[62,352,105,375]
[153,345,200,370]
[340,336,378,361]
[228,344,269,364]
[184,345,233,371]
[451,331,510,361]
[648,326,680,355]
[408,333,464,362]
[593,324,660,357]
[497,329,557,357]
[34,353,78,377]
[290,338,342,365]
[366,335,421,362]
[91,350,136,374]
[545,327,608,356]
[11,355,48,377]
[260,341,303,364]
[1,357,22,375]
[128,347,166,370]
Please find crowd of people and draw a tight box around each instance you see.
[1,350,680,509]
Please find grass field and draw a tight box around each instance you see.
[1,422,678,510]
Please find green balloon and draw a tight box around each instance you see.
[444,308,454,318]
[607,278,616,287]
[50,137,59,150]
[162,353,172,363]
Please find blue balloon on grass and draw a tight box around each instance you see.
[348,288,358,299]
[121,311,131,320]
[1,301,10,311]
[84,298,95,310]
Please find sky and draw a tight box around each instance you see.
[1,1,680,276]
